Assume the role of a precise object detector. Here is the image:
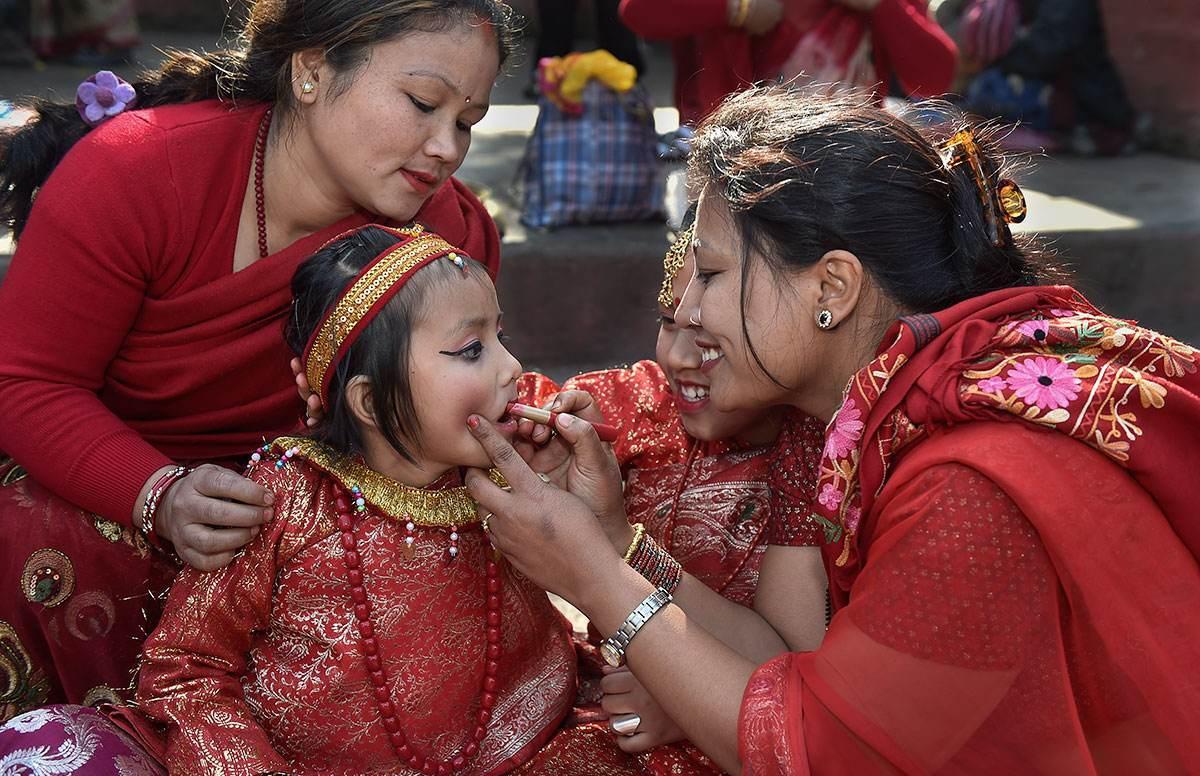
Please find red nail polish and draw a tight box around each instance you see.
[467,415,480,429]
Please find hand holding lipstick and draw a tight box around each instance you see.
[506,401,620,443]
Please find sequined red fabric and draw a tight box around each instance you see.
[517,362,827,774]
[136,441,574,775]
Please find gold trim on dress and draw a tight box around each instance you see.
[272,437,505,528]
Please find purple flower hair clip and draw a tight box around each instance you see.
[75,70,137,127]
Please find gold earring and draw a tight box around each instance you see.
[816,309,835,330]
[301,80,315,94]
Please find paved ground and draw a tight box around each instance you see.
[3,30,1198,380]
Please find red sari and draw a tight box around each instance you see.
[741,286,1200,774]
[518,361,826,774]
[0,100,499,720]
[136,439,574,775]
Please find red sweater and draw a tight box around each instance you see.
[0,100,498,526]
[620,0,957,125]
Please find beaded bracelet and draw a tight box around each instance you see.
[622,523,647,562]
[140,465,190,540]
[627,533,683,594]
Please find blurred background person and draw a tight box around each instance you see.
[527,0,645,97]
[939,0,1138,154]
[619,0,957,127]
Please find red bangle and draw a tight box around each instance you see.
[140,465,190,541]
[627,534,683,594]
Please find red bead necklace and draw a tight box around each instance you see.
[253,107,273,260]
[335,485,502,774]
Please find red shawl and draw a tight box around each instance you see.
[746,286,1200,774]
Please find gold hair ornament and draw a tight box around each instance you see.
[658,223,695,310]
[939,129,1027,248]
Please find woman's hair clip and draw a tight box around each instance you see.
[939,128,1027,247]
[76,70,137,127]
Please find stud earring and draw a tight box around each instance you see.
[816,309,835,330]
[301,80,315,94]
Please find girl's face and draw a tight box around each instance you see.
[405,268,522,473]
[674,192,819,414]
[656,250,782,445]
[299,23,499,223]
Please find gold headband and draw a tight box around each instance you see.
[658,223,695,309]
[304,224,467,406]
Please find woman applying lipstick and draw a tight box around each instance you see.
[465,87,1200,774]
[514,208,828,773]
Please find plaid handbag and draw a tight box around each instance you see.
[520,80,663,229]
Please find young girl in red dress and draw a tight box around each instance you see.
[134,224,575,775]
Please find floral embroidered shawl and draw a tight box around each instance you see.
[808,285,1200,600]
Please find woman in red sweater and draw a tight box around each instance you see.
[0,0,512,720]
[619,0,957,125]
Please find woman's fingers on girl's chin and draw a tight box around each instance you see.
[465,416,541,489]
[463,467,514,516]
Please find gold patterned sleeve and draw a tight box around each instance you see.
[135,458,316,775]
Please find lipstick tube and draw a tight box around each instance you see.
[506,402,620,443]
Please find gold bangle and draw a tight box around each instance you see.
[622,523,647,562]
[730,0,752,27]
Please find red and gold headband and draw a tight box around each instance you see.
[303,223,472,408]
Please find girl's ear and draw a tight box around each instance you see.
[345,376,379,430]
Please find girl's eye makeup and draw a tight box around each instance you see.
[439,341,483,361]
[696,270,718,285]
[659,313,676,327]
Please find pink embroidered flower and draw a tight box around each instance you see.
[75,70,136,127]
[818,483,843,510]
[845,505,862,534]
[1016,319,1051,343]
[977,376,1007,394]
[1006,356,1081,410]
[823,398,864,459]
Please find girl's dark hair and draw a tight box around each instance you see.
[285,225,488,463]
[1,0,517,236]
[688,85,1064,382]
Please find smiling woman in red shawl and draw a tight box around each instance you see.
[455,85,1200,775]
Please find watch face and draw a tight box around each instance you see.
[600,642,624,668]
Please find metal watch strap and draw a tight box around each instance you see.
[599,587,672,668]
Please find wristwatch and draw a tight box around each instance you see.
[599,587,672,668]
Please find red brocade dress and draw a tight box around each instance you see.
[516,361,826,775]
[135,438,574,775]
[0,99,499,719]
